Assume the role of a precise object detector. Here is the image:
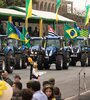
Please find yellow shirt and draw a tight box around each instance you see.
[52,98,56,100]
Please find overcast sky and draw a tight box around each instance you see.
[67,0,90,11]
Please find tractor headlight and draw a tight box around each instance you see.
[82,47,88,51]
[31,51,34,54]
[35,52,37,54]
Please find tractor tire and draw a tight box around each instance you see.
[5,59,14,73]
[44,61,50,70]
[15,58,22,69]
[81,53,88,67]
[63,59,69,70]
[69,59,76,66]
[88,53,90,66]
[21,55,27,69]
[56,55,63,70]
[2,60,5,71]
[37,55,43,70]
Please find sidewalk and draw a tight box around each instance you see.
[64,90,90,100]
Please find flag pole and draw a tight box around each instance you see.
[53,21,56,30]
[39,19,43,37]
[25,18,28,32]
[8,16,12,23]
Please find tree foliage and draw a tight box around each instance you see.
[0,0,38,7]
[0,0,7,7]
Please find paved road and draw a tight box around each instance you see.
[9,64,90,99]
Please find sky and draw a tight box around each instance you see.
[67,0,90,11]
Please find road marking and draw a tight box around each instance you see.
[65,90,90,100]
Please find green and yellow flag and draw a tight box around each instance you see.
[85,4,90,25]
[6,22,22,40]
[56,0,61,22]
[80,29,89,37]
[22,27,30,48]
[26,0,32,19]
[64,24,80,39]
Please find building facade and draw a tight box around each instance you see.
[33,0,73,15]
[32,0,74,35]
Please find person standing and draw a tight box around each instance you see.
[26,80,48,100]
[32,62,40,80]
[1,71,13,86]
[43,85,56,100]
[33,27,39,37]
[21,88,33,100]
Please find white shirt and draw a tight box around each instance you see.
[32,90,48,100]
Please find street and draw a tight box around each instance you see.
[9,64,90,99]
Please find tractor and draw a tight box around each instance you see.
[29,37,44,62]
[68,37,90,67]
[37,35,70,70]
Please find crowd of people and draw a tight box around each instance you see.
[0,70,62,100]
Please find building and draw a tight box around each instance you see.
[33,0,73,15]
[32,0,74,35]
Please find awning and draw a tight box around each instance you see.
[0,8,39,21]
[8,6,75,23]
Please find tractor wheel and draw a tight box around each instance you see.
[63,59,69,69]
[69,59,76,66]
[81,53,88,67]
[21,55,27,69]
[37,55,43,70]
[88,53,90,66]
[2,60,6,71]
[5,59,14,73]
[15,57,22,69]
[56,55,63,70]
[44,61,50,70]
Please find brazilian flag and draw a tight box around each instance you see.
[64,24,80,39]
[22,27,31,48]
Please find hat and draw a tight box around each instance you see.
[0,80,13,100]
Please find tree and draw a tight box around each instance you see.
[0,0,6,7]
[6,0,14,6]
